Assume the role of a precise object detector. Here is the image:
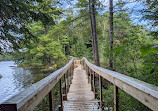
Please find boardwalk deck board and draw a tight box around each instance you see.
[63,65,100,111]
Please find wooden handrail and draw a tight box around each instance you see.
[0,57,74,111]
[82,57,158,111]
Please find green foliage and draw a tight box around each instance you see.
[98,85,151,111]
[0,53,15,61]
[0,0,61,51]
[140,45,158,57]
[143,0,158,27]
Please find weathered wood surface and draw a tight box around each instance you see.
[0,58,74,111]
[82,57,158,111]
[63,65,100,111]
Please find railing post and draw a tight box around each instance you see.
[59,79,63,111]
[72,61,74,75]
[49,89,54,111]
[67,70,69,93]
[88,68,90,83]
[63,73,67,101]
[82,60,84,69]
[114,85,119,111]
[89,69,92,91]
[71,65,73,83]
[86,65,89,80]
[93,72,96,98]
[99,76,103,110]
[84,61,86,69]
[70,67,72,85]
[86,64,87,73]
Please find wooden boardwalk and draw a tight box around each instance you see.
[63,65,100,111]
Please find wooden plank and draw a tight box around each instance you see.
[83,57,158,111]
[1,58,74,111]
[63,65,100,111]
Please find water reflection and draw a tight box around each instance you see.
[0,61,46,103]
[0,61,60,111]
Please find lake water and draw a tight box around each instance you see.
[0,61,47,104]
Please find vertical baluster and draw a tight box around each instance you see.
[82,60,84,69]
[88,67,90,83]
[49,89,54,111]
[99,76,103,110]
[114,85,119,111]
[84,61,86,69]
[63,73,67,101]
[86,65,88,78]
[89,69,92,91]
[71,66,73,84]
[93,72,96,98]
[64,74,67,96]
[69,68,71,86]
[87,66,89,80]
[59,79,63,111]
[67,70,69,92]
[91,70,93,91]
[72,62,74,77]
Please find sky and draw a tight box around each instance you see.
[61,0,148,26]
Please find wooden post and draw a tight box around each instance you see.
[72,62,74,76]
[82,60,84,69]
[71,66,73,83]
[70,67,72,85]
[99,76,103,110]
[88,67,90,83]
[93,72,96,98]
[91,71,93,91]
[87,66,89,81]
[59,79,63,111]
[63,73,67,101]
[64,74,67,95]
[114,85,119,111]
[67,70,69,93]
[89,69,92,91]
[86,65,88,78]
[49,90,54,111]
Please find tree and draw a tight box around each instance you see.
[0,0,61,51]
[109,0,114,70]
[90,0,100,66]
[142,0,158,29]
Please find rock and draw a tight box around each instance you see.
[10,66,16,67]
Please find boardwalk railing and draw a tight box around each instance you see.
[0,57,75,111]
[82,57,158,111]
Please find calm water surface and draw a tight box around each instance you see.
[0,61,47,104]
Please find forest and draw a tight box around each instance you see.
[0,0,158,110]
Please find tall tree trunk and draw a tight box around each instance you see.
[89,0,95,62]
[89,0,100,66]
[109,0,114,70]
